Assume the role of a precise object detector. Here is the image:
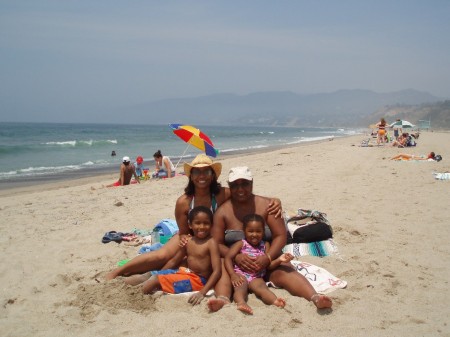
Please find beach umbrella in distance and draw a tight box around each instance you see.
[389,120,415,129]
[169,124,219,169]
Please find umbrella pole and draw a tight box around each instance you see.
[174,144,190,171]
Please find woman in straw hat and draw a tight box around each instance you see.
[106,154,281,283]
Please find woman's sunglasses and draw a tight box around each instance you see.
[191,168,213,177]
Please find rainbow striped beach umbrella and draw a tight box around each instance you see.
[169,124,219,158]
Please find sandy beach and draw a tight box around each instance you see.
[1,131,449,337]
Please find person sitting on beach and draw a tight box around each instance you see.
[391,133,408,147]
[105,154,281,282]
[390,152,436,161]
[153,150,176,178]
[107,156,140,187]
[207,166,332,312]
[138,206,221,306]
[225,213,294,315]
[134,156,146,178]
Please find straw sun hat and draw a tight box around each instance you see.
[184,154,222,178]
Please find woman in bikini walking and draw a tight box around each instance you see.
[376,118,389,145]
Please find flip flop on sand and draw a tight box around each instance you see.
[101,231,125,244]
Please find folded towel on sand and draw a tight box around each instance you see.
[283,239,339,257]
[268,261,347,294]
[434,172,450,180]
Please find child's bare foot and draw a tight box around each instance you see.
[236,302,253,315]
[207,296,230,312]
[124,272,151,286]
[273,297,286,308]
[311,294,332,309]
[105,271,118,280]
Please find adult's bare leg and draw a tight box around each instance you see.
[142,275,160,294]
[105,234,180,280]
[268,263,332,309]
[123,272,152,286]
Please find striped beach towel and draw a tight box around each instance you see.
[283,239,339,257]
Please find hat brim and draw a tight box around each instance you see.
[184,162,222,178]
[228,176,253,183]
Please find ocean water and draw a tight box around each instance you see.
[0,122,361,184]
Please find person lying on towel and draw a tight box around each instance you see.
[390,152,436,161]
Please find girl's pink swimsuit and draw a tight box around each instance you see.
[233,239,267,283]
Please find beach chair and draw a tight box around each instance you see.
[359,138,371,147]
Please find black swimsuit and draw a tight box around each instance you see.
[224,226,272,247]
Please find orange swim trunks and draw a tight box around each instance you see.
[378,129,386,136]
[158,267,207,294]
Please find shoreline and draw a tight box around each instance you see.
[0,135,349,195]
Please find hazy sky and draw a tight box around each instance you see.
[1,0,450,122]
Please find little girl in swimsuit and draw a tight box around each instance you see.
[224,214,294,315]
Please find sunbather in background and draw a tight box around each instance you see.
[390,152,435,161]
[391,133,408,147]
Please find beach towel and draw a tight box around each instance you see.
[433,172,450,180]
[138,242,164,254]
[358,138,372,147]
[110,180,139,187]
[155,289,215,297]
[283,239,339,257]
[292,261,347,294]
[268,261,347,294]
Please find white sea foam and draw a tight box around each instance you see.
[44,139,118,147]
[45,141,77,146]
[286,135,335,144]
[220,145,269,153]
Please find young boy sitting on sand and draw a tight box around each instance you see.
[138,206,222,306]
[225,213,295,315]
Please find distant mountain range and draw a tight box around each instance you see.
[364,100,450,129]
[122,89,448,128]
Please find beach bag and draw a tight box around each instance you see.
[284,209,333,244]
[153,219,179,237]
[406,136,416,147]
